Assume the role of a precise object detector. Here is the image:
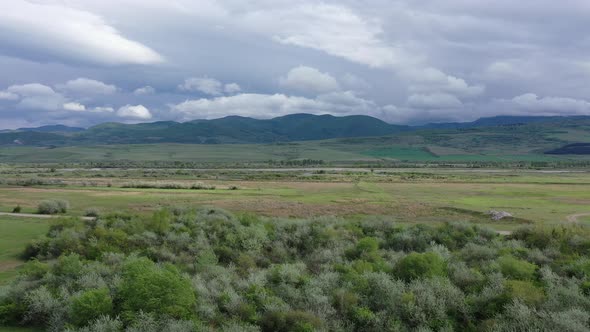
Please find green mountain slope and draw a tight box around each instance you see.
[1,114,590,161]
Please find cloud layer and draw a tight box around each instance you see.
[1,0,590,128]
[0,1,163,66]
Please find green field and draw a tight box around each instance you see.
[0,217,49,285]
[0,169,588,225]
[0,133,588,164]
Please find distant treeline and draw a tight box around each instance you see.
[4,159,590,170]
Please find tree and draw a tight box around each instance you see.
[70,288,113,327]
[395,252,446,281]
[117,257,196,322]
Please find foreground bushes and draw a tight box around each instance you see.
[2,209,590,331]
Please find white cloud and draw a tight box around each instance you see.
[117,104,152,119]
[91,107,115,113]
[0,0,163,66]
[280,66,340,94]
[487,61,517,77]
[179,77,223,95]
[6,83,66,111]
[170,91,385,121]
[511,93,590,114]
[57,78,117,95]
[133,86,156,95]
[405,68,485,98]
[224,83,242,94]
[243,4,407,68]
[0,91,18,100]
[63,102,86,111]
[407,93,463,109]
[7,83,56,96]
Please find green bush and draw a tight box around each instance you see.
[117,257,196,322]
[349,237,379,260]
[395,252,447,281]
[505,280,545,307]
[20,259,49,279]
[261,310,323,332]
[11,205,21,213]
[0,302,26,326]
[498,255,537,280]
[70,288,113,327]
[37,199,69,214]
[84,208,100,218]
[6,210,590,331]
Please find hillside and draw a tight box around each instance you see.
[1,117,590,164]
[0,114,408,146]
[2,114,590,147]
[0,115,589,164]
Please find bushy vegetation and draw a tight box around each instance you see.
[36,199,69,214]
[12,205,21,213]
[2,209,590,331]
[121,181,216,190]
[84,208,100,218]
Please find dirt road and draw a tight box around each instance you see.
[566,212,590,223]
[0,212,95,221]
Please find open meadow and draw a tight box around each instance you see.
[1,167,589,225]
[1,167,589,282]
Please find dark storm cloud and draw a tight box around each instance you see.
[1,0,590,128]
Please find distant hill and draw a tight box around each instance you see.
[421,115,590,129]
[546,143,590,155]
[1,114,590,150]
[17,125,85,133]
[22,114,409,145]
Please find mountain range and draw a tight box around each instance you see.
[1,114,590,149]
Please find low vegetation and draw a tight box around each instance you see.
[37,199,69,215]
[2,209,590,331]
[121,181,217,190]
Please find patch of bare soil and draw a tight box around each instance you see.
[0,260,22,272]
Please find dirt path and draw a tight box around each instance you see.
[0,212,95,221]
[496,212,590,236]
[566,212,590,223]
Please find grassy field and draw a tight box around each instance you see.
[0,217,49,285]
[0,136,588,164]
[0,169,588,225]
[0,168,588,284]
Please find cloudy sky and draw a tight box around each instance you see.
[1,0,590,128]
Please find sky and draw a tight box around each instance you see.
[1,0,590,129]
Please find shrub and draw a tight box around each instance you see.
[0,302,26,326]
[117,258,196,322]
[395,252,447,281]
[498,256,537,280]
[12,205,21,213]
[70,288,113,327]
[84,208,100,218]
[355,237,379,255]
[505,280,545,307]
[37,199,69,214]
[261,310,323,332]
[20,259,49,279]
